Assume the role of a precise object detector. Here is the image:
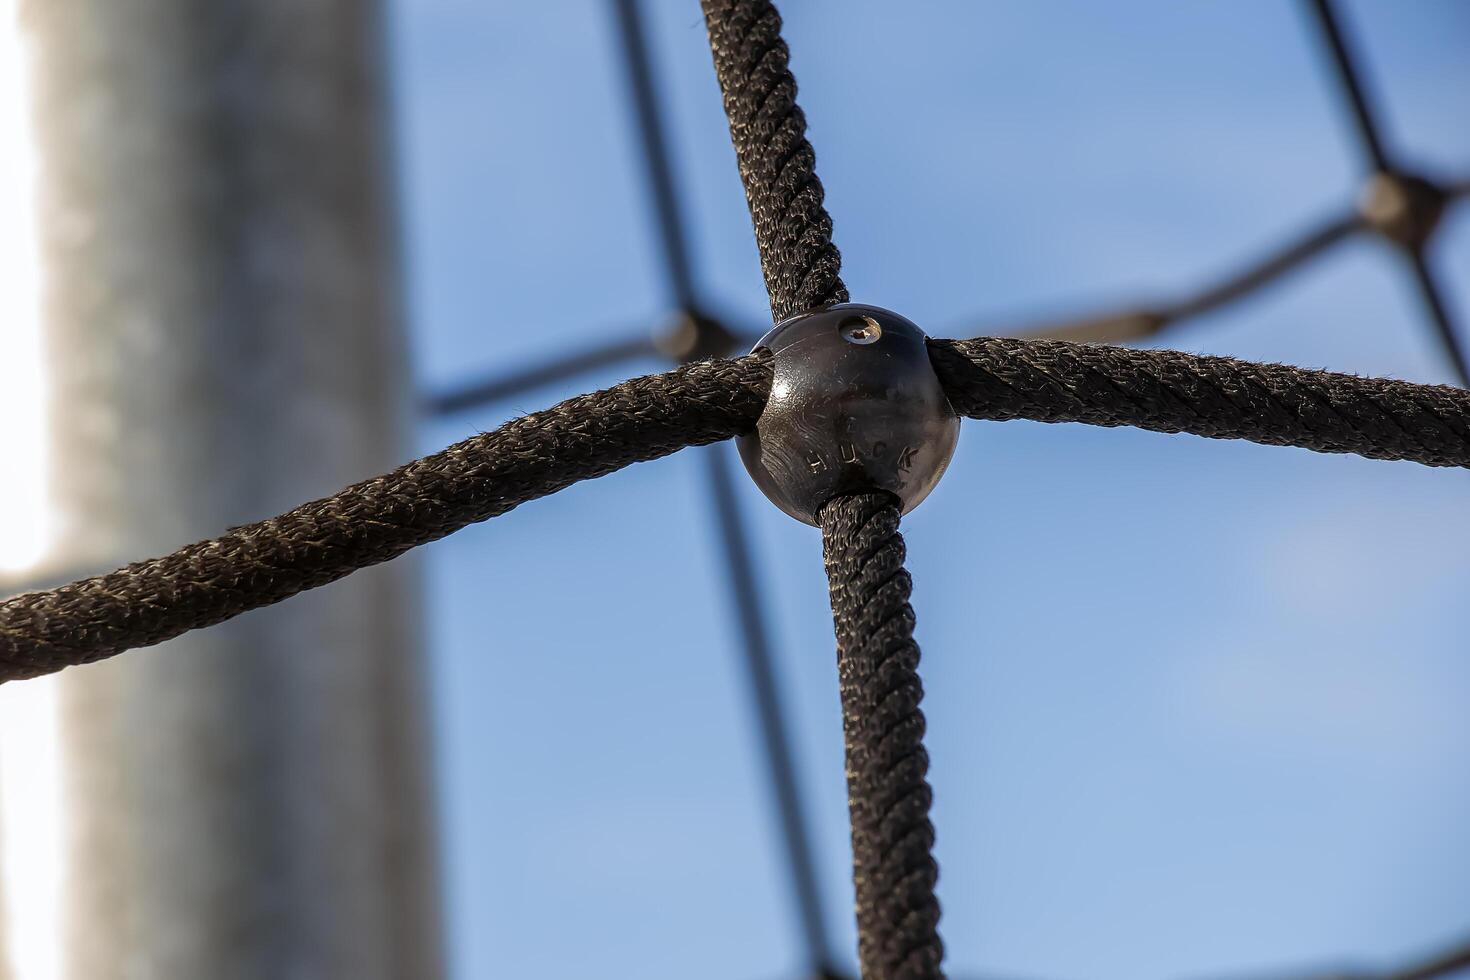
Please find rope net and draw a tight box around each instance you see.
[1,0,1466,978]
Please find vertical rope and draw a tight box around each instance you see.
[701,0,848,321]
[819,492,944,980]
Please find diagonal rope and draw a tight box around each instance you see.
[1306,0,1391,172]
[701,0,847,321]
[1020,211,1363,345]
[614,0,841,969]
[1304,0,1470,387]
[0,355,769,682]
[819,493,944,980]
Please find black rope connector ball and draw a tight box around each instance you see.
[737,304,960,525]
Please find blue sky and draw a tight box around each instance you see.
[388,2,1470,977]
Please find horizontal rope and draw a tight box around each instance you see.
[4,335,1470,682]
[0,355,770,682]
[930,336,1470,468]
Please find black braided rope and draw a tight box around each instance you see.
[930,337,1470,468]
[0,356,769,682]
[4,338,1470,681]
[701,0,848,321]
[819,493,944,980]
[699,7,943,973]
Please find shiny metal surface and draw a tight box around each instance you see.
[0,2,442,977]
[737,304,960,526]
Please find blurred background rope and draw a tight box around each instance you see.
[700,0,847,321]
[819,492,945,980]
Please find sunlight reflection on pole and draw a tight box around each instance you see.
[0,3,64,980]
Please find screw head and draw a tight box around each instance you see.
[737,304,960,526]
[839,315,882,345]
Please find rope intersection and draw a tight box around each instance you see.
[1,1,1466,979]
[5,341,1469,681]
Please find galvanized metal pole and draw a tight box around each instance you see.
[0,2,442,978]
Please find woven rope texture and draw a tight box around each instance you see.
[5,339,1470,680]
[0,356,770,681]
[820,493,945,980]
[931,337,1470,467]
[701,0,848,321]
